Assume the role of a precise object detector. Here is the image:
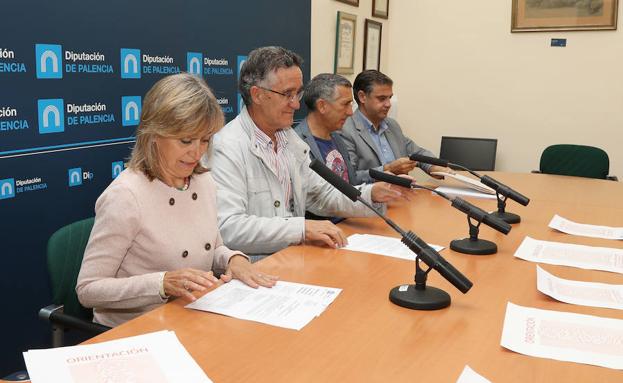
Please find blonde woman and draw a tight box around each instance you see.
[77,73,277,327]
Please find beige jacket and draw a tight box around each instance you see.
[76,169,239,327]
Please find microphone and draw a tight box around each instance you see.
[368,169,511,235]
[309,158,361,202]
[409,153,530,224]
[409,154,449,168]
[480,176,529,206]
[310,159,473,309]
[367,168,413,188]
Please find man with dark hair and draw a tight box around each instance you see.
[208,48,406,261]
[340,70,449,184]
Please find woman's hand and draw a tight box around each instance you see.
[163,268,219,301]
[221,255,278,288]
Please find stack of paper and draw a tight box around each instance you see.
[186,280,341,331]
[431,171,496,195]
[549,214,623,240]
[500,302,623,370]
[434,186,498,200]
[24,330,211,383]
[513,236,623,274]
[344,233,444,261]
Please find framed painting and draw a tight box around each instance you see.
[363,19,382,71]
[372,0,389,19]
[512,0,618,32]
[335,0,359,6]
[335,11,357,74]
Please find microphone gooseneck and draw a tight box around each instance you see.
[407,153,530,223]
[368,169,511,235]
[310,159,473,299]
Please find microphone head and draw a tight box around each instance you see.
[309,159,361,202]
[480,176,530,206]
[368,169,413,188]
[483,213,512,235]
[409,153,448,167]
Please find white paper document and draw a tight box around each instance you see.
[431,171,495,194]
[549,214,623,240]
[456,365,492,383]
[23,330,211,383]
[434,186,498,200]
[186,280,341,330]
[513,236,623,274]
[500,302,623,370]
[343,234,444,261]
[536,265,623,310]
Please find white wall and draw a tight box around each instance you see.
[312,0,622,177]
[311,0,390,83]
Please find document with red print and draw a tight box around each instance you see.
[24,330,211,383]
[514,236,623,274]
[500,302,623,370]
[537,265,623,310]
[549,214,623,240]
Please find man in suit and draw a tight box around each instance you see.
[340,70,449,184]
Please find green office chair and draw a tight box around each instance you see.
[537,144,617,181]
[38,217,110,347]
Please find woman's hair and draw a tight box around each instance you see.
[128,73,224,180]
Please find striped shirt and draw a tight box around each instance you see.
[253,127,293,212]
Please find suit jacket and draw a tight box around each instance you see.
[293,118,356,185]
[339,110,435,184]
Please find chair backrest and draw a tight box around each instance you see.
[47,217,95,320]
[439,136,497,171]
[539,144,609,179]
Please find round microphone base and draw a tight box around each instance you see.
[450,238,497,255]
[490,211,521,224]
[389,284,451,310]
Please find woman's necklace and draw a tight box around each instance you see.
[176,176,190,191]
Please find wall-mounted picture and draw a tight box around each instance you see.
[335,0,359,7]
[363,19,382,71]
[372,0,389,19]
[335,11,357,74]
[512,0,618,32]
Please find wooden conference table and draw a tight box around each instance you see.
[84,173,623,382]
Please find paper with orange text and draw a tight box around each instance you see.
[500,302,623,370]
[24,330,210,383]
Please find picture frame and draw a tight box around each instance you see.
[363,19,382,71]
[372,0,389,19]
[335,0,359,7]
[511,0,618,32]
[334,11,357,75]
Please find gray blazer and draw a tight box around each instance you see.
[293,118,357,185]
[339,110,435,184]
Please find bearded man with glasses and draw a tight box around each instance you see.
[208,46,409,261]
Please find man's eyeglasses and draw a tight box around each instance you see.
[257,86,304,103]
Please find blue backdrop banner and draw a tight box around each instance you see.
[0,0,310,374]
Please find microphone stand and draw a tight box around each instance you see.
[412,184,502,255]
[448,164,522,224]
[367,169,511,256]
[355,196,454,310]
[309,159,472,310]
